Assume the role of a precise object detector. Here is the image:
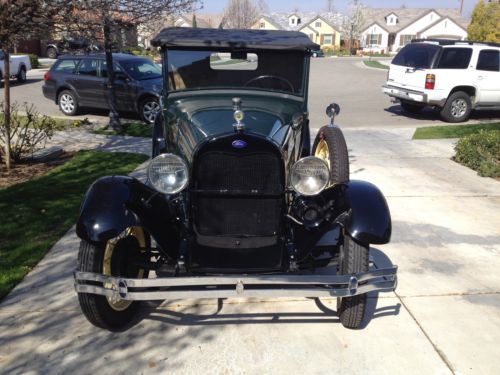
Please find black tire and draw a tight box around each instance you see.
[440,91,472,123]
[17,66,26,83]
[312,125,349,184]
[77,234,148,331]
[46,47,57,59]
[337,235,369,329]
[140,97,160,124]
[58,90,79,116]
[400,100,424,114]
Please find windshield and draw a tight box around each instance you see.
[392,44,440,69]
[191,109,289,143]
[166,49,305,95]
[120,59,162,80]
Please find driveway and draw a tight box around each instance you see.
[2,59,499,128]
[0,127,498,374]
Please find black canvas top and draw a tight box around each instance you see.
[151,27,319,51]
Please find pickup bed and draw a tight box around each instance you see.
[0,51,31,83]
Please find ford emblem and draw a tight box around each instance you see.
[232,140,247,149]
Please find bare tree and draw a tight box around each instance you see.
[56,1,200,129]
[257,0,269,13]
[325,0,335,12]
[0,0,62,169]
[341,0,364,55]
[223,0,259,29]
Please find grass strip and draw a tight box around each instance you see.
[413,122,500,139]
[0,151,148,300]
[363,60,389,70]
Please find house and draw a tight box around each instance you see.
[138,13,223,48]
[251,12,346,49]
[360,8,469,53]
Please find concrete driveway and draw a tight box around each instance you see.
[2,58,499,128]
[0,127,498,374]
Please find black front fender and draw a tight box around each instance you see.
[328,180,391,245]
[76,176,180,256]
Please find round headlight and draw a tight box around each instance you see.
[290,157,329,196]
[148,154,189,194]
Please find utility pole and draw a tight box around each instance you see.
[459,0,464,15]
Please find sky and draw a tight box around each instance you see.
[200,0,480,18]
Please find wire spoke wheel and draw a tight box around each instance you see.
[60,93,74,113]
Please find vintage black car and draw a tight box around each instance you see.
[74,28,397,331]
[46,37,102,59]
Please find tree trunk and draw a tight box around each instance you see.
[103,12,121,130]
[3,50,11,169]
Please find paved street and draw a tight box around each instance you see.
[2,57,499,128]
[0,128,499,374]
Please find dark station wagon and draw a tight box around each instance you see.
[42,53,162,123]
[73,28,397,331]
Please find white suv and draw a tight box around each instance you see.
[383,39,500,122]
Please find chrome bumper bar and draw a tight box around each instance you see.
[74,266,397,300]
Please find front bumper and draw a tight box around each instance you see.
[74,266,398,300]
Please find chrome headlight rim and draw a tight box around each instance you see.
[290,156,330,196]
[147,153,189,195]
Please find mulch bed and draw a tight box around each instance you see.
[0,152,74,189]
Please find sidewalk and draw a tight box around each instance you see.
[0,127,499,374]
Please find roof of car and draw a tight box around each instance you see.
[57,53,149,61]
[151,27,319,51]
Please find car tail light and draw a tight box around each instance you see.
[425,74,435,90]
[44,71,51,81]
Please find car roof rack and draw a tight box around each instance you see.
[411,39,500,47]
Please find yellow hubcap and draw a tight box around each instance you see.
[103,227,146,311]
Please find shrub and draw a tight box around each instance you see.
[0,102,65,162]
[455,130,500,177]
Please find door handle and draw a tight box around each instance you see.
[477,76,484,80]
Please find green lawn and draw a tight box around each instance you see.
[413,123,500,139]
[0,151,148,300]
[363,60,389,70]
[0,112,70,129]
[92,122,152,138]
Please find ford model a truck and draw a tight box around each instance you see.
[74,28,397,331]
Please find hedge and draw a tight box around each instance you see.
[455,130,500,178]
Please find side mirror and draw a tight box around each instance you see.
[326,103,340,125]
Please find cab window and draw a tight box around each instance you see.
[53,59,79,74]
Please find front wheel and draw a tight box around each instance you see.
[337,235,369,329]
[440,91,471,123]
[77,227,149,330]
[46,47,57,59]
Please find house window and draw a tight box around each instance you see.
[260,22,265,29]
[315,21,322,27]
[399,35,416,46]
[366,34,382,45]
[323,34,333,45]
[291,18,296,25]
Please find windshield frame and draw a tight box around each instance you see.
[161,47,309,98]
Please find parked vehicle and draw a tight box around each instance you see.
[73,28,397,331]
[45,37,102,59]
[42,53,161,123]
[383,39,500,122]
[311,48,325,58]
[0,50,31,83]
